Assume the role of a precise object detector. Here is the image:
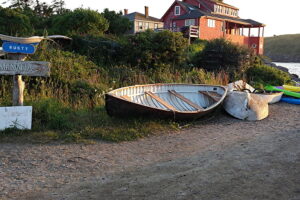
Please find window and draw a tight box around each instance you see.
[154,23,158,29]
[138,21,143,30]
[175,6,180,15]
[208,19,215,28]
[214,5,217,12]
[185,19,195,26]
[173,22,177,27]
[144,22,149,29]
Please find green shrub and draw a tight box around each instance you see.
[69,35,124,66]
[51,8,109,36]
[102,8,132,35]
[0,43,109,108]
[246,64,291,86]
[192,38,255,79]
[0,6,33,36]
[124,30,188,70]
[32,98,72,130]
[187,39,207,62]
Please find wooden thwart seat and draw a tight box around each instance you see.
[145,91,176,111]
[120,95,131,101]
[169,90,204,111]
[199,91,221,102]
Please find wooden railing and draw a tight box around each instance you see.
[189,26,199,38]
[154,26,200,38]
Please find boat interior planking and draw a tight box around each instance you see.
[106,84,227,120]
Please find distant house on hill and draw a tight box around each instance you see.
[161,0,266,54]
[123,6,164,34]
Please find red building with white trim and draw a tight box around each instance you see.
[161,0,265,54]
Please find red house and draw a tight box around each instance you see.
[161,0,265,54]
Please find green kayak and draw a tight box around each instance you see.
[264,85,300,98]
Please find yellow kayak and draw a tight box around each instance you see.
[283,85,300,92]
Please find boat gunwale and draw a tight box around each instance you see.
[106,83,228,114]
[0,34,44,44]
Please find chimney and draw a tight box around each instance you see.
[145,6,149,18]
[124,9,128,15]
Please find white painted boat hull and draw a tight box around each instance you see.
[106,84,228,120]
[257,92,283,104]
[223,91,269,121]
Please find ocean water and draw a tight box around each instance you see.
[274,62,300,77]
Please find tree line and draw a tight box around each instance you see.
[0,0,132,36]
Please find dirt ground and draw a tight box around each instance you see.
[0,103,299,200]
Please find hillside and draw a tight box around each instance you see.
[264,34,300,62]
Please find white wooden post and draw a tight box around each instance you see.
[7,54,27,106]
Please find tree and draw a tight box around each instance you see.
[124,30,188,69]
[51,0,67,15]
[192,38,255,77]
[0,6,33,36]
[102,8,132,35]
[51,8,109,36]
[6,0,34,9]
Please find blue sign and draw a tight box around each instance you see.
[2,42,36,54]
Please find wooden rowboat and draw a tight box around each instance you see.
[105,84,228,120]
[0,34,72,44]
[0,34,45,44]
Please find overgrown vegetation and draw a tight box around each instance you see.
[0,0,293,143]
[246,64,291,87]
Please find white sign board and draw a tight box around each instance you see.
[0,106,32,130]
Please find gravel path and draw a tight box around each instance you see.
[0,103,299,200]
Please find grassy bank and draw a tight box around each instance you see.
[0,41,229,143]
[265,34,300,62]
[0,104,181,143]
[0,36,292,143]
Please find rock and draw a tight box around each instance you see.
[262,58,289,72]
[291,74,300,82]
[223,91,269,121]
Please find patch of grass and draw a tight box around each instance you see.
[265,34,300,57]
[0,99,180,143]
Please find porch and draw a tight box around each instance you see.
[223,21,265,54]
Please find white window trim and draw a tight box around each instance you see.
[144,22,150,29]
[185,19,196,26]
[208,19,215,28]
[138,21,143,30]
[175,6,180,15]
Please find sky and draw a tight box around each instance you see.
[11,0,300,36]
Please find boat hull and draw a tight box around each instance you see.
[105,84,227,120]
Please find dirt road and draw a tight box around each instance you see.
[1,103,299,200]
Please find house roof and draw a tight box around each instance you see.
[206,13,265,27]
[173,2,264,27]
[124,12,162,22]
[174,10,206,20]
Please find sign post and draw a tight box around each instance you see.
[0,34,50,130]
